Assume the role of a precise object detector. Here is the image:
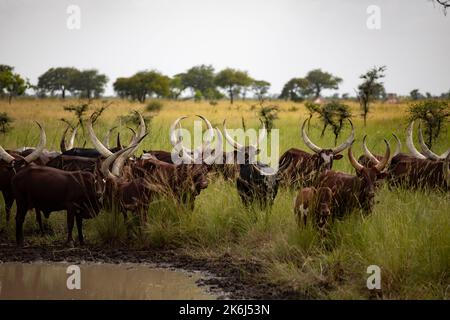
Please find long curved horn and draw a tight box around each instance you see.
[392,133,401,158]
[112,134,147,177]
[418,124,441,160]
[169,116,188,147]
[132,111,146,144]
[203,128,223,165]
[363,135,380,165]
[406,121,426,159]
[116,132,122,149]
[87,114,113,157]
[0,145,15,163]
[332,119,355,154]
[103,126,117,149]
[348,143,364,172]
[67,126,77,150]
[101,145,135,181]
[223,119,244,150]
[60,126,69,152]
[127,127,137,145]
[24,122,46,163]
[374,139,391,172]
[301,118,322,153]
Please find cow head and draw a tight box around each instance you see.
[0,122,46,170]
[348,139,390,213]
[169,115,223,166]
[301,118,354,170]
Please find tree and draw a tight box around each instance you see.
[252,80,271,102]
[408,100,449,148]
[215,68,253,104]
[308,101,352,146]
[410,89,424,101]
[305,69,342,99]
[37,67,79,99]
[357,66,386,127]
[113,70,170,102]
[279,77,310,102]
[0,66,28,103]
[71,69,108,99]
[432,0,450,14]
[179,65,217,99]
[169,75,185,99]
[259,105,279,132]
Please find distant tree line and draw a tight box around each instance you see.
[1,63,449,105]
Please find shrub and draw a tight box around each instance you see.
[259,105,279,132]
[0,112,13,133]
[145,100,163,113]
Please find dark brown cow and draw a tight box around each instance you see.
[46,155,98,172]
[294,186,333,231]
[315,140,390,218]
[363,122,449,190]
[12,165,103,246]
[278,118,354,188]
[0,123,46,227]
[99,141,155,223]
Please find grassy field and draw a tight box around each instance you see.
[0,98,449,299]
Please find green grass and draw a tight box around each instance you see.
[0,98,449,299]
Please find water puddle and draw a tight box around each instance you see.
[0,262,216,300]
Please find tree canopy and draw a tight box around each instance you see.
[305,69,342,99]
[215,68,253,104]
[0,65,28,103]
[113,70,170,102]
[37,67,79,99]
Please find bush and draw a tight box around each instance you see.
[408,100,449,148]
[145,101,163,113]
[259,105,279,132]
[0,112,13,133]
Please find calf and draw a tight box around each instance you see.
[294,186,333,231]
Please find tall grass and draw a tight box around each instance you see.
[0,98,449,299]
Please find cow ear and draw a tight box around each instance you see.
[334,154,344,160]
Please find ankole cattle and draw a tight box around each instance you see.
[223,119,279,208]
[0,122,47,229]
[363,122,449,190]
[278,118,354,188]
[12,165,103,246]
[294,186,333,231]
[315,139,391,218]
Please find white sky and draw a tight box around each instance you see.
[0,0,449,96]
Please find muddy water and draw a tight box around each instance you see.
[0,262,215,300]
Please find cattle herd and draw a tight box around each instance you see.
[0,112,448,246]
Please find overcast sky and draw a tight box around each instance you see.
[0,0,449,96]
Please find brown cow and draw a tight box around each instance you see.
[0,123,46,227]
[278,118,354,188]
[12,165,103,246]
[294,186,333,231]
[315,140,390,218]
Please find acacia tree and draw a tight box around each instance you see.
[252,80,271,103]
[37,67,79,99]
[72,69,108,99]
[0,65,28,103]
[305,69,342,99]
[409,100,449,148]
[215,68,252,104]
[113,70,170,102]
[357,66,386,127]
[179,65,218,99]
[279,78,310,102]
[432,0,450,14]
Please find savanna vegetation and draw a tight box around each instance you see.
[0,97,448,300]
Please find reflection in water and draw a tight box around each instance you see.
[0,262,215,300]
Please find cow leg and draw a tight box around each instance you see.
[15,203,28,246]
[66,210,75,247]
[35,209,44,234]
[75,215,84,246]
[4,191,14,222]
